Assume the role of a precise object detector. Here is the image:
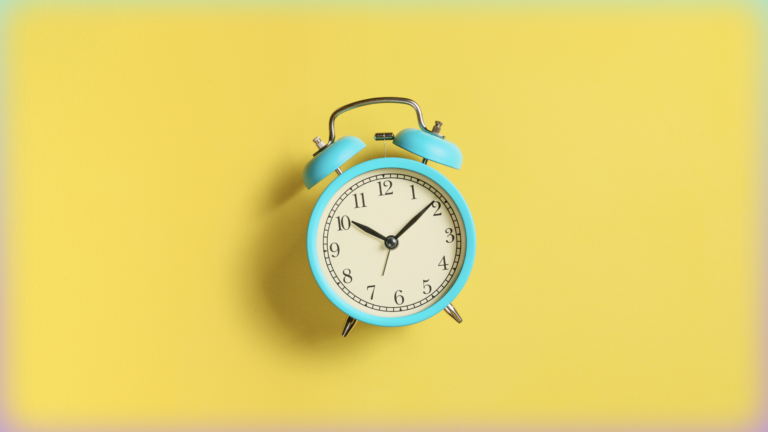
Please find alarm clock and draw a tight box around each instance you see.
[303,97,476,337]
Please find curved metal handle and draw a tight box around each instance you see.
[326,97,443,145]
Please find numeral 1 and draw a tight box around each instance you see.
[410,185,416,200]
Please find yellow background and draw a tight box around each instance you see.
[2,4,762,429]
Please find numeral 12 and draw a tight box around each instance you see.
[377,181,393,196]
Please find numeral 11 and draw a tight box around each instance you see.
[354,193,366,208]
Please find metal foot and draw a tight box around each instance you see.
[341,316,357,337]
[444,303,462,323]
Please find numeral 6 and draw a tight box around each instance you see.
[394,290,404,305]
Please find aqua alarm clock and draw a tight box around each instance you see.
[303,97,476,337]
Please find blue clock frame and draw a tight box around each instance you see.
[306,157,476,327]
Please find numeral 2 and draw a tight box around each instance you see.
[432,201,442,216]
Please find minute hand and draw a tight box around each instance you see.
[395,201,435,239]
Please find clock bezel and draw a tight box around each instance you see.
[307,157,476,327]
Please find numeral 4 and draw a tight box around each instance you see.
[438,256,448,270]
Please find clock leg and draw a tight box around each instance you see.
[444,303,462,323]
[341,316,358,337]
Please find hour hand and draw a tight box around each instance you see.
[351,221,387,242]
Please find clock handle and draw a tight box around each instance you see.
[325,97,444,146]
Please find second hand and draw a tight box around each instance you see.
[382,250,391,276]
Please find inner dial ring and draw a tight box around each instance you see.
[319,168,465,318]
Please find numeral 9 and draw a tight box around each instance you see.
[329,242,340,257]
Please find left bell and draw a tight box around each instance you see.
[302,136,366,189]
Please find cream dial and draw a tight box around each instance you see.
[317,168,466,318]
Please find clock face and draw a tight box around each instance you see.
[316,167,467,318]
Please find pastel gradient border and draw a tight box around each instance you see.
[0,1,764,431]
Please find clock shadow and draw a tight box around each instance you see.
[244,159,409,349]
[243,165,337,346]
